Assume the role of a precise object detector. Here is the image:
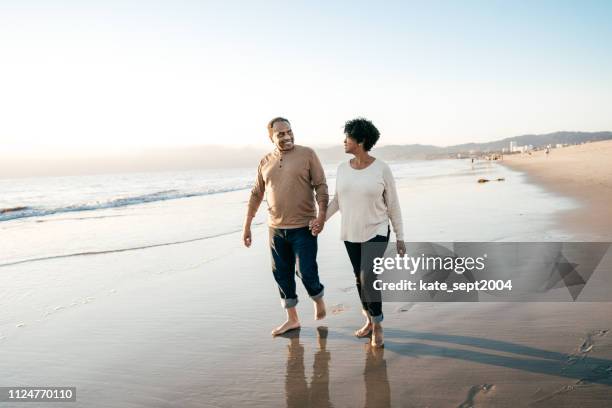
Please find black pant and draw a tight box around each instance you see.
[343,228,390,322]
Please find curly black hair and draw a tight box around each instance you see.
[344,117,380,151]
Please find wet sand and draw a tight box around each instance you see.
[3,226,612,407]
[1,159,612,407]
[502,140,612,240]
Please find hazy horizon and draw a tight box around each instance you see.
[2,130,610,179]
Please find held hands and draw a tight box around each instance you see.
[309,216,325,236]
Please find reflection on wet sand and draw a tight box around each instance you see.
[283,327,391,407]
[284,327,332,408]
[364,345,391,408]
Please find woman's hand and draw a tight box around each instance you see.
[396,240,406,256]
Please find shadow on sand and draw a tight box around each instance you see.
[383,329,612,386]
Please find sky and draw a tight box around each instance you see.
[1,0,612,156]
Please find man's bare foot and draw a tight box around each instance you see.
[314,298,326,320]
[271,320,301,336]
[355,321,373,338]
[370,324,384,347]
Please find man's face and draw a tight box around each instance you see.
[270,121,294,151]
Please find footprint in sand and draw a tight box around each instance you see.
[395,303,415,313]
[339,286,355,293]
[532,384,578,404]
[457,384,495,408]
[580,329,608,353]
[566,329,609,366]
[535,361,612,404]
[330,304,349,315]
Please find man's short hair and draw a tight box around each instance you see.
[344,117,380,151]
[267,117,291,137]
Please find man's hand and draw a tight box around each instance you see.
[243,226,252,247]
[242,216,255,247]
[397,240,406,256]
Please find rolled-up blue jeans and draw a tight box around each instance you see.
[269,226,325,308]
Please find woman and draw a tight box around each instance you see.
[325,117,405,347]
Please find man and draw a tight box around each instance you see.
[243,117,328,336]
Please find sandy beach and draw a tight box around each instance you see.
[502,140,612,241]
[1,155,611,407]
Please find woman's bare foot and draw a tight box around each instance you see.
[355,310,372,337]
[271,320,301,336]
[314,298,326,320]
[370,324,384,347]
[355,320,373,338]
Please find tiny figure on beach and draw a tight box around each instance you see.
[243,117,328,336]
[313,118,405,348]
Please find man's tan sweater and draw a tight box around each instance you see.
[247,145,329,228]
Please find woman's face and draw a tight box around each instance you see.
[344,134,361,154]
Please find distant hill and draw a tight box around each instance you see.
[317,131,612,162]
[317,143,443,163]
[2,131,610,178]
[445,131,612,154]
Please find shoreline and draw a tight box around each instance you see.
[501,140,612,241]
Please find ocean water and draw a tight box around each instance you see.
[0,158,578,268]
[0,160,482,222]
[0,156,586,299]
[0,160,576,267]
[0,167,259,222]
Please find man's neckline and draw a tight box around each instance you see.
[274,146,297,155]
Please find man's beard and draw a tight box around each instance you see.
[278,138,294,150]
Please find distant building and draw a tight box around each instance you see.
[508,141,533,153]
